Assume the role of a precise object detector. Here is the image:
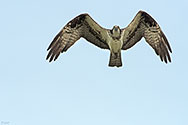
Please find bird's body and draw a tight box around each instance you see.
[46,11,172,67]
[108,38,123,53]
[106,26,124,67]
[107,25,123,53]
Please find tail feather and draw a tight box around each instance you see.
[108,52,122,67]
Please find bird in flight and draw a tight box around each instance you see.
[46,10,172,67]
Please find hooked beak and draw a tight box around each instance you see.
[114,27,118,31]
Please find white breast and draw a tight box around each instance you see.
[106,32,123,53]
[110,40,123,53]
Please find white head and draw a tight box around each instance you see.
[111,25,121,39]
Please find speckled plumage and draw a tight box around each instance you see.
[46,10,172,67]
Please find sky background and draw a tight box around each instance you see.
[0,0,188,125]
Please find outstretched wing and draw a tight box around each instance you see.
[46,13,109,62]
[121,11,172,63]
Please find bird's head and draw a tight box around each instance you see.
[111,25,121,39]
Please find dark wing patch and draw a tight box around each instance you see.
[141,11,158,27]
[70,14,86,28]
[82,21,109,49]
[46,14,109,62]
[122,11,172,63]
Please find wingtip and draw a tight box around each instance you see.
[167,44,172,53]
[46,56,51,63]
[46,56,51,62]
[169,48,172,53]
[164,57,167,63]
[49,57,53,62]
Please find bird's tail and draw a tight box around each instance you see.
[108,51,122,67]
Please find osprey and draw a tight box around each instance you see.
[46,10,172,67]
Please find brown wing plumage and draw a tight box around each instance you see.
[46,14,109,62]
[122,11,172,63]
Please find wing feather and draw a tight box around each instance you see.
[121,11,172,63]
[46,14,109,62]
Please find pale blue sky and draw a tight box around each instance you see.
[0,0,188,125]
